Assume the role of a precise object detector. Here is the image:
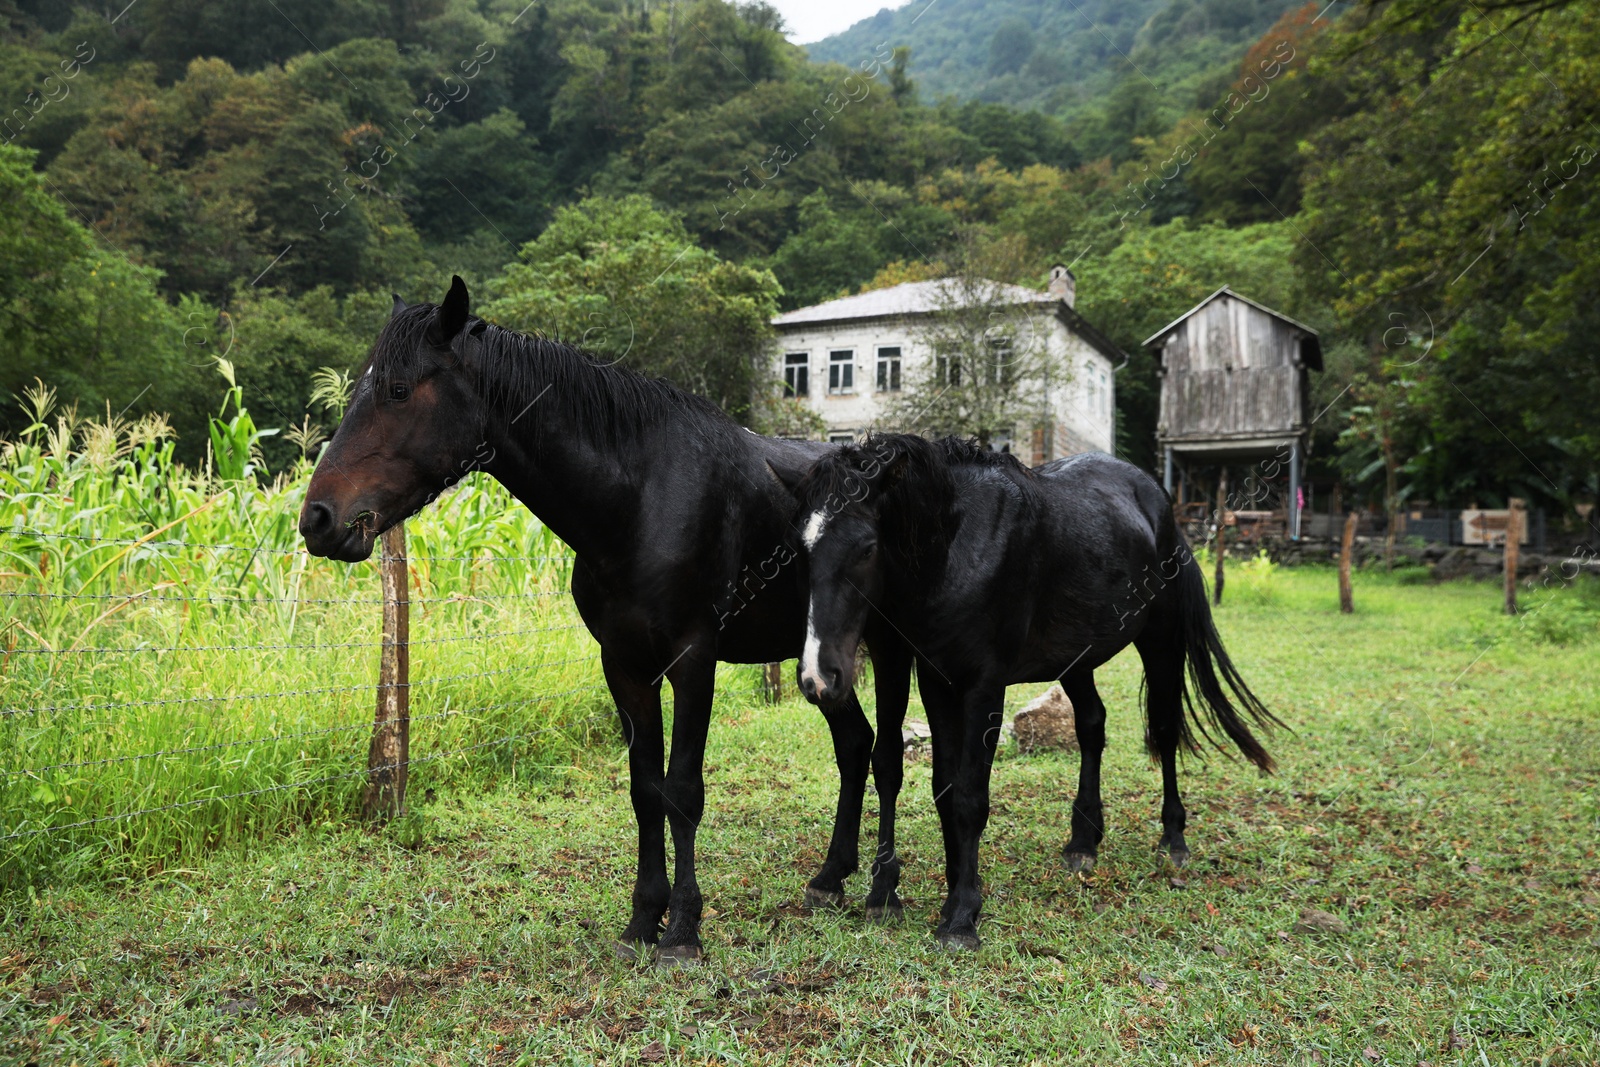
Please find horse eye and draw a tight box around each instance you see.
[859,542,877,560]
[389,382,411,402]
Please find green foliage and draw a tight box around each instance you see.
[807,0,1310,136]
[220,287,390,471]
[1297,1,1600,508]
[409,108,551,246]
[0,142,208,443]
[205,358,277,481]
[0,400,606,889]
[485,195,781,420]
[3,0,1598,509]
[762,190,897,309]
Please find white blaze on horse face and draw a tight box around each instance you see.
[800,600,823,694]
[802,509,829,550]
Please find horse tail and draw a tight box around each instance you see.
[1174,543,1282,772]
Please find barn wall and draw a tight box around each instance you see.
[1157,294,1308,441]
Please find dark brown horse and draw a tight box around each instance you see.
[299,278,911,964]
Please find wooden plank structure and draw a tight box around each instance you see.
[1143,286,1322,539]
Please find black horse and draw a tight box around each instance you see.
[298,278,911,963]
[783,433,1280,949]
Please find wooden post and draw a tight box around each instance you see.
[1288,440,1302,540]
[364,523,410,819]
[762,661,784,704]
[1338,511,1357,614]
[1331,484,1343,547]
[1504,498,1524,615]
[1213,467,1228,606]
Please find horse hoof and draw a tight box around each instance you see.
[655,944,702,969]
[1062,851,1097,874]
[936,930,982,952]
[1165,848,1190,870]
[613,940,648,962]
[864,903,904,924]
[803,885,846,910]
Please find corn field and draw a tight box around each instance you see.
[0,384,631,891]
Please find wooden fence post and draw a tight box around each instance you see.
[364,523,409,819]
[1339,511,1358,614]
[762,661,784,704]
[1213,467,1228,606]
[1504,498,1524,615]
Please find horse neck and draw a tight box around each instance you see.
[476,356,655,561]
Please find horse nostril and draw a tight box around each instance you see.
[300,500,335,539]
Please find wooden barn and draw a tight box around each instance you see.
[1143,286,1322,539]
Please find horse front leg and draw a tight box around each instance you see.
[805,691,873,908]
[602,652,669,959]
[656,644,717,966]
[928,677,1003,951]
[865,638,912,921]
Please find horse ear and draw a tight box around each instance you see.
[872,443,914,495]
[434,275,470,343]
[391,294,406,317]
[766,460,805,494]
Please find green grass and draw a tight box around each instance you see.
[0,399,623,889]
[2,567,1596,1065]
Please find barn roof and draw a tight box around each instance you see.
[772,278,1126,363]
[1141,286,1323,371]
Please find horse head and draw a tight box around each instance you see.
[781,435,931,704]
[299,276,489,562]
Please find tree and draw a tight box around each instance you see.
[0,142,207,443]
[763,191,890,309]
[988,18,1034,77]
[1298,0,1600,508]
[484,195,781,421]
[408,108,552,247]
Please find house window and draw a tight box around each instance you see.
[875,346,902,392]
[936,352,961,386]
[828,432,855,445]
[783,353,809,398]
[828,350,854,394]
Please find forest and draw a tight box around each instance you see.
[2,0,1597,513]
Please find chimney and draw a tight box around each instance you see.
[1047,263,1075,308]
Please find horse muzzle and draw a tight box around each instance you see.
[299,499,379,563]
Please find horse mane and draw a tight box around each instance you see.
[365,302,738,448]
[794,432,1031,567]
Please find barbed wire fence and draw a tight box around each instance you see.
[0,523,779,886]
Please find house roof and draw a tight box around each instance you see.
[771,279,1056,327]
[772,278,1127,364]
[1141,285,1323,371]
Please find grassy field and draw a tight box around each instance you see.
[0,398,624,891]
[2,566,1597,1065]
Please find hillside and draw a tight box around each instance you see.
[805,0,1311,121]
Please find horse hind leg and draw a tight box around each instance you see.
[1137,625,1190,869]
[1060,672,1107,873]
